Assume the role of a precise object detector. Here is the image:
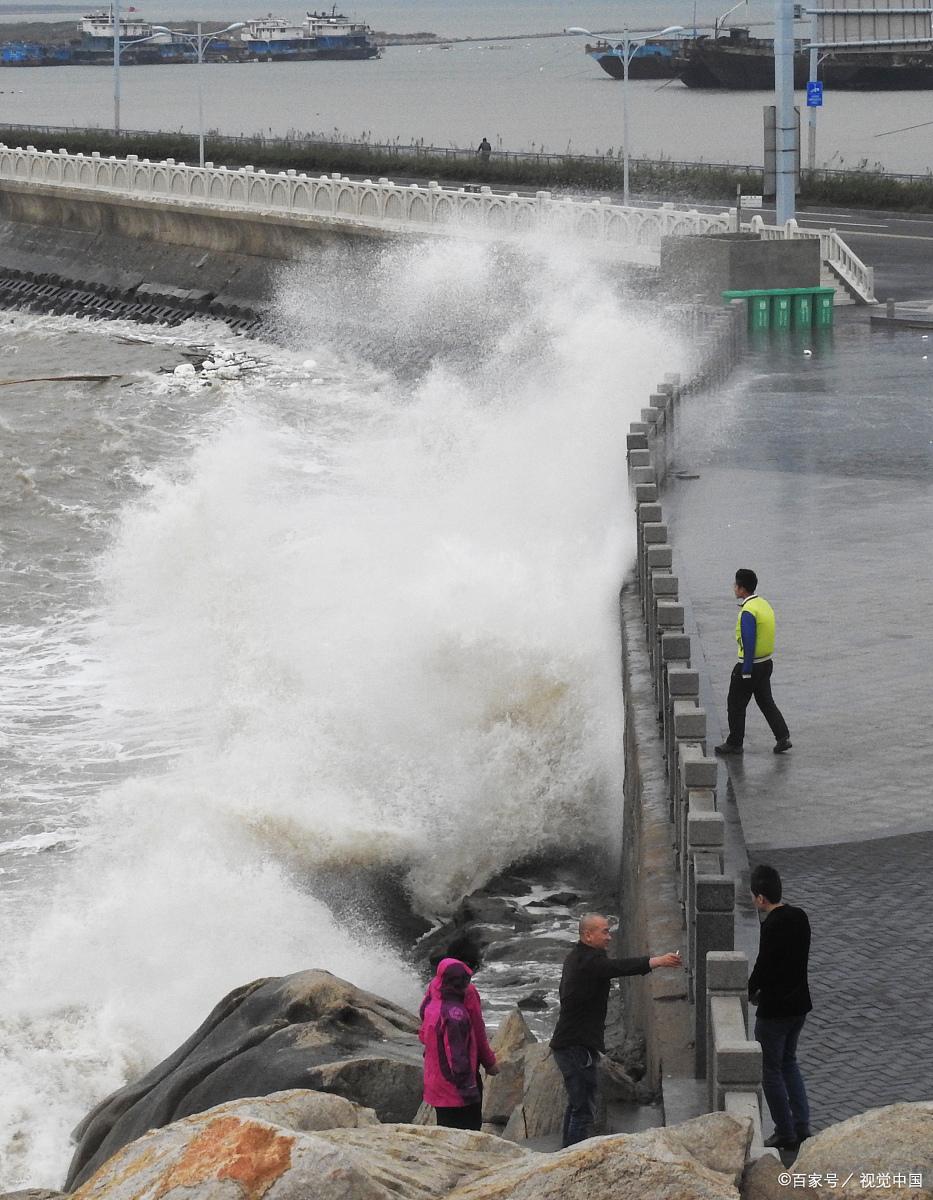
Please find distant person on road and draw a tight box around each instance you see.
[715,568,792,755]
[748,863,812,1151]
[477,136,492,164]
[549,913,682,1147]
[419,955,498,1130]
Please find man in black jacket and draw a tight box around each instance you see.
[748,864,812,1151]
[549,913,681,1146]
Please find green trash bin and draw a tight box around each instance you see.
[815,292,834,328]
[793,292,814,329]
[748,295,771,331]
[773,295,792,330]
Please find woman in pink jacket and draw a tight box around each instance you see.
[418,956,498,1129]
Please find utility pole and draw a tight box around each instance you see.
[774,0,796,223]
[197,22,205,168]
[113,0,121,132]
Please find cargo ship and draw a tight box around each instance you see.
[305,7,380,58]
[72,9,194,63]
[585,37,682,80]
[673,25,933,89]
[0,5,379,66]
[240,7,379,59]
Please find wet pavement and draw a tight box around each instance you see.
[664,309,933,1129]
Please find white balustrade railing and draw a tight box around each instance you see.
[746,214,875,302]
[0,143,737,256]
[0,144,874,299]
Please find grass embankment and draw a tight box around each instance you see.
[1,125,931,212]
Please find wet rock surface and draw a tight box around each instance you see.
[67,1096,751,1200]
[413,858,627,1046]
[64,972,421,1191]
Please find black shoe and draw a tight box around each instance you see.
[714,742,743,755]
[773,738,793,754]
[795,1126,812,1143]
[764,1131,799,1150]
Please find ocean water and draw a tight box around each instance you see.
[0,0,931,172]
[0,234,683,1189]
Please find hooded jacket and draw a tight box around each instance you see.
[418,957,497,1109]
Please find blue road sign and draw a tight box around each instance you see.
[807,81,823,107]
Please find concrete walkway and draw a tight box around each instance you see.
[666,309,933,1127]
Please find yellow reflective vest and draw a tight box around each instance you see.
[735,595,776,662]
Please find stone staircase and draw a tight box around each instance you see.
[822,264,856,306]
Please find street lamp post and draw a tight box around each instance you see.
[152,22,245,166]
[113,5,178,132]
[565,24,684,206]
[113,0,121,131]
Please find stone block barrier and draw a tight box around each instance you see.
[619,299,766,1157]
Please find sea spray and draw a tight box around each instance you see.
[0,235,683,1188]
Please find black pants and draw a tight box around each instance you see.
[434,1102,482,1129]
[726,660,789,746]
[551,1044,598,1147]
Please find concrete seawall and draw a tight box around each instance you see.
[0,179,400,329]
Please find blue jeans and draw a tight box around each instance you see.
[551,1045,598,1147]
[755,1014,810,1138]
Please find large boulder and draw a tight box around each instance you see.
[788,1102,933,1199]
[67,1102,750,1200]
[450,1112,751,1199]
[630,1112,752,1187]
[501,1044,566,1141]
[172,1089,380,1133]
[491,1022,642,1143]
[303,1058,423,1123]
[0,1192,65,1200]
[65,971,421,1191]
[481,1010,537,1130]
[70,1100,524,1200]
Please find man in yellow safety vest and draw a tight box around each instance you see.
[715,568,792,755]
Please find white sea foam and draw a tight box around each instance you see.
[0,235,683,1189]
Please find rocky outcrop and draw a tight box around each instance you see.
[65,971,421,1192]
[502,1044,566,1141]
[452,1114,750,1199]
[184,1089,380,1132]
[0,1192,66,1200]
[449,1119,749,1200]
[485,1011,643,1143]
[303,1058,423,1124]
[69,1100,525,1200]
[781,1103,933,1199]
[481,1011,536,1131]
[67,1099,750,1200]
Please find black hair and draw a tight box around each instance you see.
[735,568,758,593]
[750,863,782,904]
[428,933,483,974]
[445,934,482,972]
